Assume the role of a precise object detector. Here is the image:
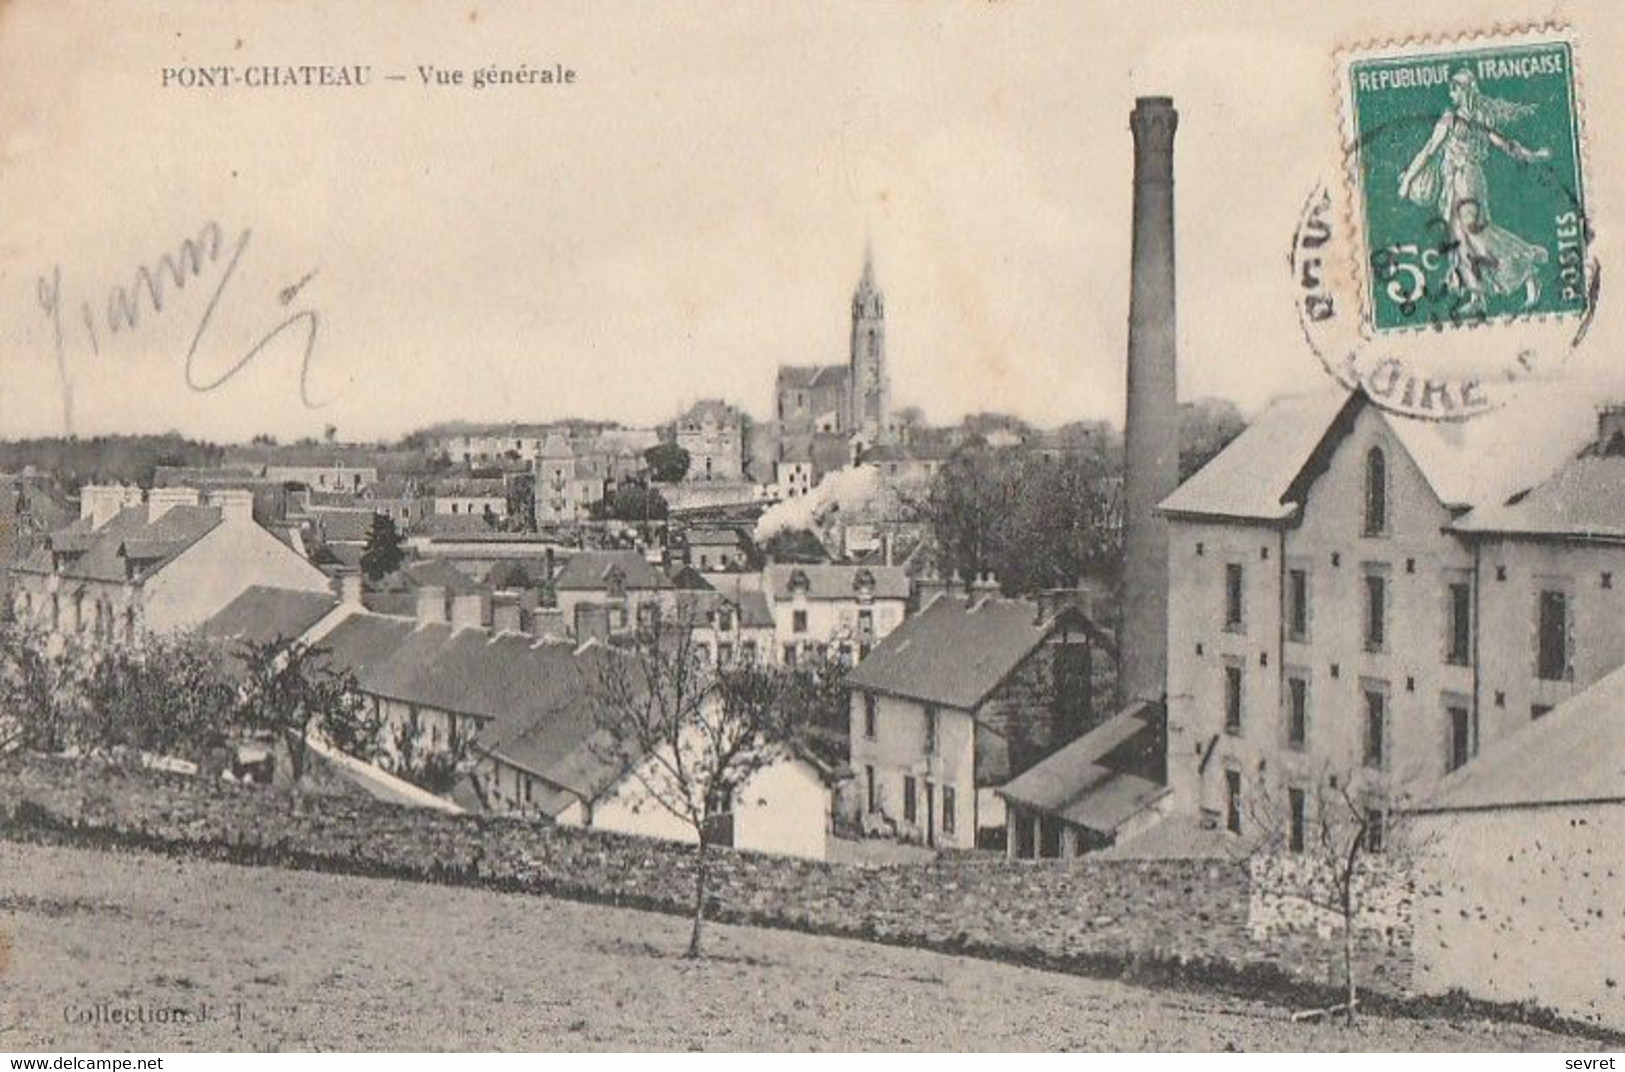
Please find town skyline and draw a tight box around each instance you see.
[6,0,1569,445]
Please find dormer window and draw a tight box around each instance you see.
[789,569,811,595]
[1363,447,1388,536]
[853,568,875,596]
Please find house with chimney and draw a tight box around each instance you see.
[762,563,909,666]
[1153,385,1620,847]
[844,594,1111,850]
[552,549,677,639]
[10,485,330,644]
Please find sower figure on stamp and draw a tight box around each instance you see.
[1398,68,1552,315]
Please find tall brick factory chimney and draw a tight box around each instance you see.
[1120,96,1179,705]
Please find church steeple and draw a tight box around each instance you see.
[849,246,890,444]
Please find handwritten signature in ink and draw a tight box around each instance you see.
[36,221,324,431]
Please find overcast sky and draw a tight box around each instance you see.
[0,0,1619,443]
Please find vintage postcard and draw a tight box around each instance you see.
[1,0,1624,1059]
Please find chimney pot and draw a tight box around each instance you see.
[415,584,448,625]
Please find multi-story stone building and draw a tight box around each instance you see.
[1156,388,1611,844]
[674,400,745,482]
[11,485,331,645]
[761,563,909,665]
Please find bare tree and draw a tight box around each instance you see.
[586,614,809,958]
[1240,763,1428,1026]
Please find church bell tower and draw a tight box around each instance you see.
[849,247,891,444]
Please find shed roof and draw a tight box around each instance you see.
[1418,662,1625,813]
[200,585,336,646]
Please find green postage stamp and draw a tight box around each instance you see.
[1341,31,1589,333]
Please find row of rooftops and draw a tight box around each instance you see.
[1159,386,1625,539]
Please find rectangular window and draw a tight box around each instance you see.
[1288,787,1306,854]
[1286,675,1308,749]
[1447,703,1472,772]
[924,705,938,754]
[1446,580,1472,665]
[942,786,956,835]
[1225,769,1242,835]
[783,644,798,666]
[1287,568,1309,641]
[792,609,809,635]
[1224,664,1243,735]
[1225,564,1245,629]
[858,608,874,635]
[1363,572,1386,652]
[717,642,734,665]
[903,775,917,824]
[1363,688,1386,769]
[1537,589,1569,681]
[863,694,878,739]
[1365,807,1386,853]
[865,765,876,812]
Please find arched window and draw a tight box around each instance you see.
[1364,447,1388,536]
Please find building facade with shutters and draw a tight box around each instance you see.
[1157,389,1625,847]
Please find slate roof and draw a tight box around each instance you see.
[687,527,747,547]
[199,585,336,646]
[553,550,674,591]
[679,398,742,426]
[314,508,379,544]
[846,595,1072,710]
[433,477,507,497]
[1452,454,1625,540]
[1417,662,1625,813]
[776,365,848,391]
[1160,385,1603,523]
[23,504,222,583]
[997,701,1168,833]
[763,563,909,602]
[703,575,774,628]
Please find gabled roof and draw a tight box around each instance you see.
[679,398,742,426]
[200,585,337,646]
[553,550,674,591]
[1158,392,1355,522]
[1417,662,1625,813]
[27,504,222,583]
[763,563,909,602]
[845,595,1089,710]
[1160,384,1604,524]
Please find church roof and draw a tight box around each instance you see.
[776,365,848,391]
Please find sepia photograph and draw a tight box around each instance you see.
[0,0,1622,1059]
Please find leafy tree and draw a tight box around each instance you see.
[913,442,1121,598]
[1180,397,1248,482]
[596,480,668,522]
[360,513,406,581]
[644,442,691,483]
[505,472,537,531]
[587,617,811,958]
[237,637,362,783]
[77,633,236,763]
[759,527,827,564]
[0,624,80,753]
[388,708,472,796]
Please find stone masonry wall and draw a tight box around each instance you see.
[0,754,1412,1000]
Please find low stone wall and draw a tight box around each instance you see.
[0,753,1412,1001]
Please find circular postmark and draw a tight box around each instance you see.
[1304,36,1603,421]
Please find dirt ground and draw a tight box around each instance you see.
[0,841,1600,1052]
